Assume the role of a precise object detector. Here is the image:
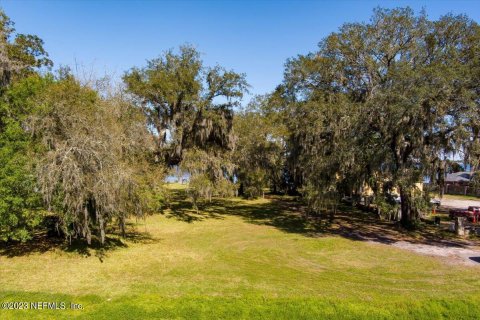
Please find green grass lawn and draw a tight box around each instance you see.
[1,186,480,319]
[441,194,480,201]
[429,192,480,201]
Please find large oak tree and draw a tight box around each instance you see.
[277,7,480,227]
[123,45,248,166]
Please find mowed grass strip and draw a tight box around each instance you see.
[1,187,480,319]
[1,292,479,320]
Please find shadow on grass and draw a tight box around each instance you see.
[0,227,159,260]
[4,190,476,258]
[182,194,478,249]
[165,188,225,223]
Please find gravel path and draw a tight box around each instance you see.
[391,241,480,266]
[440,198,480,209]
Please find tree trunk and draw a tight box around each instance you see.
[98,213,105,245]
[399,187,415,229]
[439,159,446,199]
[84,207,92,245]
[119,215,126,238]
[329,200,336,222]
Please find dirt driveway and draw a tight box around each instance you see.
[439,198,480,210]
[380,197,480,265]
[390,241,480,266]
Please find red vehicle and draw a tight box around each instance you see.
[468,206,480,214]
[450,207,480,223]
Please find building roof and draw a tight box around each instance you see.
[445,171,472,183]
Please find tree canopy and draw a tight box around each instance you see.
[269,7,480,227]
[123,45,249,166]
[1,6,480,245]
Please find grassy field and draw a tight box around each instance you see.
[429,191,480,201]
[1,185,480,319]
[440,194,480,201]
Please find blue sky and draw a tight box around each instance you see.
[2,0,479,100]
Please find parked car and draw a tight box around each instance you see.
[449,208,480,222]
[386,193,401,204]
[430,198,441,208]
[387,195,441,208]
[341,195,362,205]
[468,206,480,216]
[449,209,471,219]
